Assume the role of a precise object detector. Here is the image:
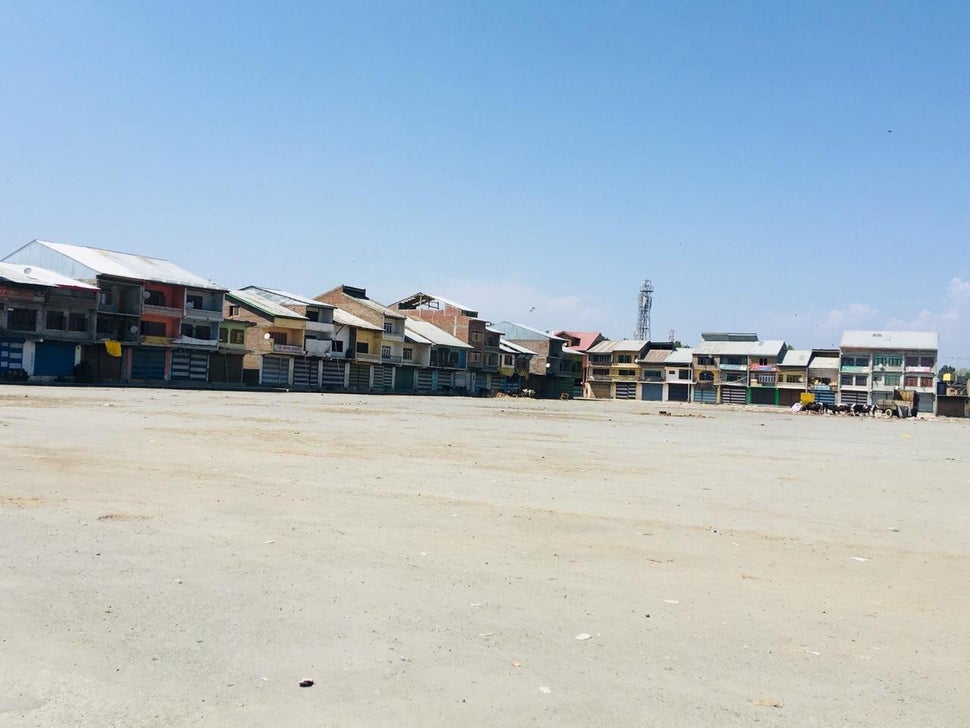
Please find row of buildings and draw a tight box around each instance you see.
[0,239,942,411]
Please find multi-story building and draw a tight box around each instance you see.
[329,308,383,390]
[316,285,406,391]
[0,262,99,379]
[585,339,649,400]
[839,331,939,411]
[240,287,336,389]
[224,290,307,387]
[402,317,472,394]
[497,340,536,394]
[807,349,840,406]
[746,340,787,405]
[775,349,811,407]
[551,330,606,392]
[489,322,576,398]
[4,240,225,383]
[691,334,787,405]
[662,348,693,402]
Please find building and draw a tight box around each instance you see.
[240,287,336,389]
[497,339,536,394]
[662,348,693,402]
[330,308,384,390]
[839,331,939,412]
[4,240,225,383]
[0,262,99,379]
[746,340,787,405]
[776,349,811,407]
[584,340,675,400]
[551,330,606,392]
[316,285,406,391]
[224,290,307,387]
[807,349,840,405]
[403,317,473,394]
[489,322,575,398]
[691,333,757,404]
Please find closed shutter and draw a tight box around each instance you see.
[639,383,663,401]
[721,386,747,404]
[667,383,689,402]
[416,370,434,392]
[840,390,868,406]
[348,363,371,389]
[293,358,319,388]
[171,349,209,381]
[589,382,611,399]
[813,387,836,405]
[694,388,716,403]
[394,366,414,392]
[373,365,393,389]
[261,355,290,386]
[0,339,25,371]
[615,382,636,399]
[33,342,77,377]
[131,349,166,379]
[750,388,775,405]
[321,361,345,389]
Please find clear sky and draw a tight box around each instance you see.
[2,2,968,362]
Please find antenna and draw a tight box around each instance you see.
[635,279,653,340]
[668,329,675,343]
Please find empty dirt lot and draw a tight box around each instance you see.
[1,386,967,727]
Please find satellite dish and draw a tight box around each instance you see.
[143,290,151,300]
[23,267,32,275]
[130,325,139,334]
[264,333,271,340]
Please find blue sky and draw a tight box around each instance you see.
[2,2,968,362]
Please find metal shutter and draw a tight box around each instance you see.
[293,358,319,389]
[131,349,166,379]
[721,386,747,404]
[260,355,290,386]
[171,349,209,381]
[639,383,663,401]
[321,361,345,389]
[0,340,25,371]
[615,382,636,399]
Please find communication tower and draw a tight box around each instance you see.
[635,279,653,340]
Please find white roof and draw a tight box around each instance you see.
[500,340,537,356]
[31,240,223,290]
[693,340,754,356]
[840,330,939,351]
[404,318,473,348]
[779,349,812,367]
[587,339,650,354]
[749,340,786,356]
[665,348,693,365]
[0,262,98,290]
[244,287,335,309]
[228,290,306,320]
[809,356,840,370]
[333,308,382,331]
[562,346,584,357]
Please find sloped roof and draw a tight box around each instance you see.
[243,286,335,309]
[665,348,693,365]
[404,318,473,349]
[840,330,938,350]
[809,356,840,370]
[322,285,404,319]
[587,339,650,354]
[694,340,755,356]
[750,340,786,357]
[20,240,223,290]
[778,349,812,367]
[639,349,670,364]
[562,346,584,358]
[552,331,603,351]
[500,340,537,356]
[227,290,306,320]
[491,322,566,341]
[0,262,98,290]
[701,332,759,342]
[333,308,382,331]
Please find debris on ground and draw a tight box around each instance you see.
[299,680,314,688]
[575,633,592,641]
[753,698,783,708]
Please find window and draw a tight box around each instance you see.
[920,356,935,368]
[592,368,609,376]
[305,310,319,322]
[486,335,499,347]
[699,371,714,382]
[68,313,87,332]
[884,374,900,386]
[843,355,869,368]
[589,354,610,364]
[194,326,210,340]
[140,320,166,337]
[841,374,867,386]
[219,328,229,343]
[485,354,498,366]
[904,376,917,387]
[617,354,632,363]
[920,377,933,388]
[697,356,715,366]
[381,345,392,359]
[643,369,662,380]
[45,310,66,330]
[757,373,775,385]
[471,332,483,344]
[469,351,482,364]
[8,308,37,331]
[356,341,369,354]
[678,369,690,380]
[619,369,636,377]
[180,323,194,337]
[144,290,165,306]
[228,305,240,317]
[99,290,113,306]
[502,354,514,367]
[186,295,203,310]
[403,347,413,361]
[782,374,803,384]
[269,331,287,345]
[383,321,393,334]
[873,355,902,367]
[332,340,344,353]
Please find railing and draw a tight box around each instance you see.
[142,304,184,317]
[305,321,335,334]
[173,335,219,348]
[381,332,405,342]
[353,351,381,363]
[381,353,403,364]
[141,335,172,346]
[182,306,223,321]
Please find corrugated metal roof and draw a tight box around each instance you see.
[701,332,759,342]
[333,308,382,331]
[31,240,223,290]
[227,290,307,320]
[664,348,693,365]
[0,262,99,290]
[809,356,840,370]
[840,330,938,350]
[693,340,755,356]
[243,286,335,309]
[778,349,811,367]
[404,318,473,348]
[562,346,584,357]
[639,349,670,364]
[404,328,433,345]
[490,322,566,341]
[551,331,604,351]
[750,340,786,356]
[393,291,479,316]
[587,339,650,354]
[500,340,537,356]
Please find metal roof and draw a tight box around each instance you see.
[664,348,693,365]
[693,340,755,356]
[840,330,939,350]
[323,285,404,319]
[404,318,473,348]
[749,340,786,357]
[490,322,566,341]
[242,286,335,309]
[638,349,670,364]
[0,262,99,290]
[587,339,650,354]
[393,291,479,317]
[227,290,307,320]
[700,332,759,342]
[551,331,604,351]
[333,308,383,331]
[403,328,433,345]
[778,349,812,367]
[17,240,223,290]
[562,346,584,357]
[809,356,840,370]
[499,340,537,356]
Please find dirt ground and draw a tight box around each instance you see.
[0,386,967,727]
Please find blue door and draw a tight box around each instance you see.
[34,341,77,376]
[0,339,25,372]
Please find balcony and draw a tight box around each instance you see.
[141,335,172,346]
[305,339,332,357]
[381,353,403,364]
[142,303,184,317]
[641,375,664,383]
[173,335,218,348]
[272,343,305,355]
[381,332,405,342]
[182,306,223,322]
[305,321,335,335]
[840,365,870,374]
[354,351,381,363]
[904,366,934,374]
[719,363,747,371]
